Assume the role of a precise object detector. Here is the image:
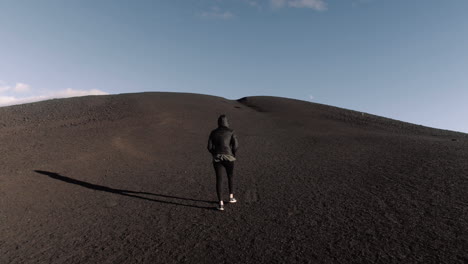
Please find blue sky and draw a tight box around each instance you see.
[1,0,467,133]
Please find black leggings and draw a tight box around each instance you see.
[213,160,234,201]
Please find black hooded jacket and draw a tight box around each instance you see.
[207,115,239,156]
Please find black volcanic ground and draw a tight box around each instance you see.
[1,92,467,264]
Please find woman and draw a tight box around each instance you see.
[207,114,239,211]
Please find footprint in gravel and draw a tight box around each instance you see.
[244,189,259,203]
[105,198,119,208]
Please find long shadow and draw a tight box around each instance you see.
[34,170,216,210]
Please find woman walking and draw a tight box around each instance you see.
[207,115,239,211]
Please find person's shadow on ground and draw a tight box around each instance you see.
[34,170,216,210]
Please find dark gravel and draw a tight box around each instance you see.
[1,92,467,264]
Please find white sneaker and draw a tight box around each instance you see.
[229,197,237,203]
[217,203,224,211]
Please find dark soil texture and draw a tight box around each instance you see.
[1,92,467,263]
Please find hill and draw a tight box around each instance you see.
[1,92,467,263]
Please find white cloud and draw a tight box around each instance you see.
[200,6,235,19]
[288,0,327,10]
[0,80,12,93]
[0,85,10,93]
[0,81,31,93]
[247,1,260,7]
[0,88,108,107]
[0,96,18,105]
[244,0,262,10]
[270,0,327,11]
[52,88,108,98]
[13,83,30,92]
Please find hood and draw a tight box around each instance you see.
[217,115,229,128]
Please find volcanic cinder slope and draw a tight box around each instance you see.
[1,92,467,264]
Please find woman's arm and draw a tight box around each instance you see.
[231,131,239,156]
[207,132,214,154]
